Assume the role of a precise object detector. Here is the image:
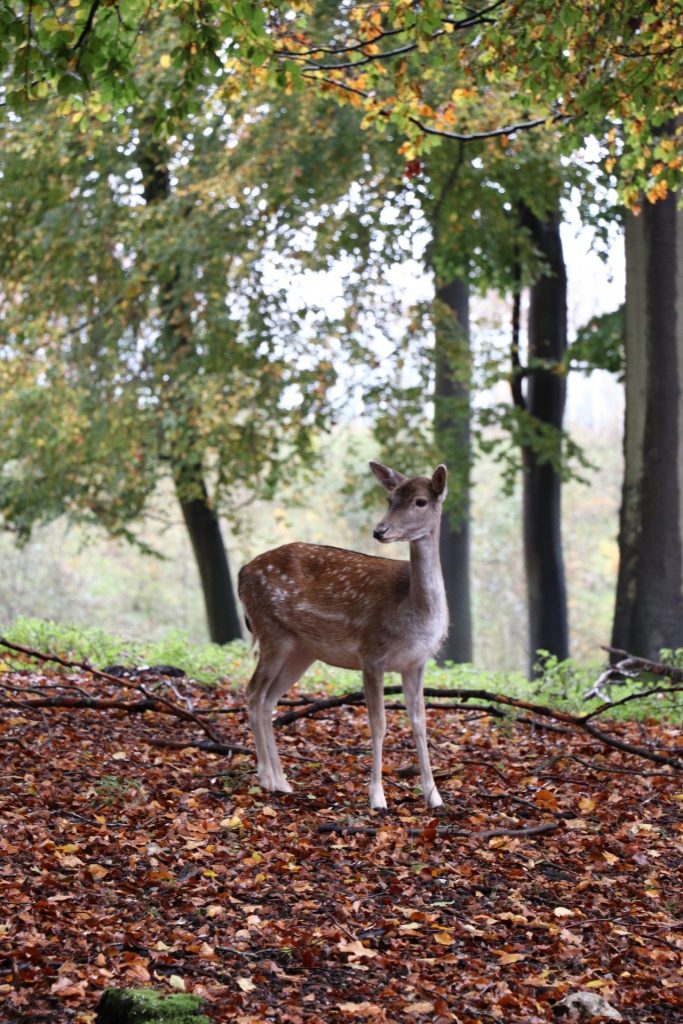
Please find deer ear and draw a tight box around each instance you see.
[369,461,406,492]
[431,464,448,501]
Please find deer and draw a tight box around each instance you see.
[237,461,449,810]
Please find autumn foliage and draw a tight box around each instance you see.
[1,665,682,1022]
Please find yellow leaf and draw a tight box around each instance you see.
[434,931,454,945]
[220,814,243,829]
[169,975,185,991]
[159,54,172,69]
[237,977,256,993]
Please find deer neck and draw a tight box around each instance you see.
[408,526,445,616]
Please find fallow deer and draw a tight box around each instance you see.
[238,462,449,809]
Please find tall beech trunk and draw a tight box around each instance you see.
[519,207,569,675]
[434,277,473,663]
[141,143,241,644]
[175,471,242,645]
[612,194,683,658]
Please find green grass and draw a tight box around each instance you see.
[0,617,681,722]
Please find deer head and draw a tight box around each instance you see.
[370,461,448,544]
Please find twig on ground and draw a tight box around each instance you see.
[317,821,559,840]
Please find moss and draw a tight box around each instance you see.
[95,988,212,1024]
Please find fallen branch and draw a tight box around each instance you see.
[0,636,225,745]
[317,821,559,840]
[3,637,680,773]
[274,684,577,726]
[603,646,683,683]
[274,681,682,770]
[143,736,253,757]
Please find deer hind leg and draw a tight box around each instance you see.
[246,644,287,792]
[260,645,313,793]
[362,664,387,810]
[246,639,312,794]
[402,666,443,809]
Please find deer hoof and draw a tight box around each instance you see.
[370,786,388,811]
[273,778,293,794]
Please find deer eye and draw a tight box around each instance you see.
[415,498,428,507]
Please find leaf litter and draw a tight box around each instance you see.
[0,667,682,1022]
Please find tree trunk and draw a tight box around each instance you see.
[520,207,569,675]
[612,194,683,658]
[174,472,242,645]
[434,277,473,663]
[141,142,242,644]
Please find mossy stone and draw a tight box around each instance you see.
[95,987,212,1024]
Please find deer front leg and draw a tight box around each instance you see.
[402,665,443,809]
[362,664,387,810]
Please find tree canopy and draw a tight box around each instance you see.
[2,1,681,205]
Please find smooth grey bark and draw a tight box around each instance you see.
[141,144,242,644]
[434,277,473,663]
[519,207,569,675]
[612,194,683,658]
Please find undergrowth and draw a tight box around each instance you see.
[1,617,681,722]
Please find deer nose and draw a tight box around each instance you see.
[373,524,388,540]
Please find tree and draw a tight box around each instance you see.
[0,69,372,641]
[612,190,683,658]
[433,276,472,663]
[516,204,569,672]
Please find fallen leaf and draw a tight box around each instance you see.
[336,1002,383,1016]
[338,939,378,960]
[405,1001,435,1014]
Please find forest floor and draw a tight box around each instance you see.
[1,667,682,1023]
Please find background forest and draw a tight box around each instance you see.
[3,1,673,679]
